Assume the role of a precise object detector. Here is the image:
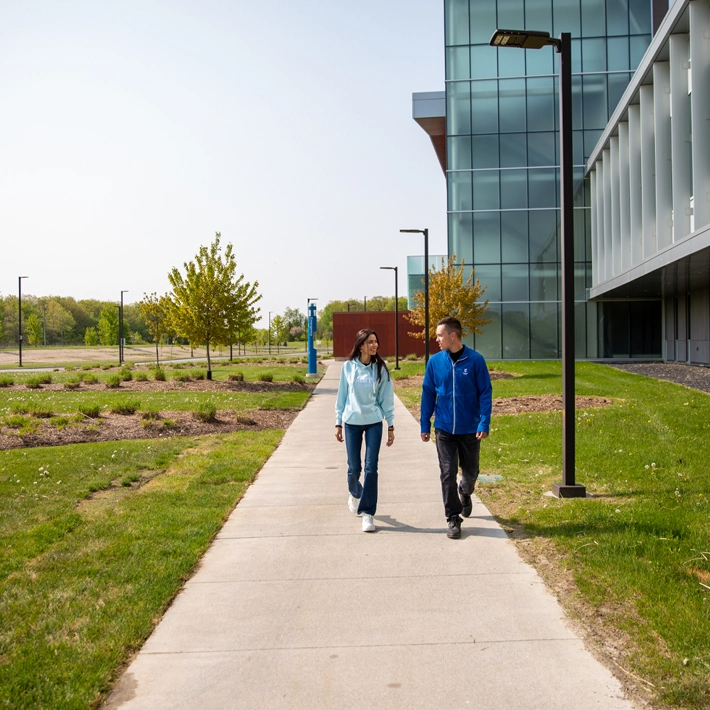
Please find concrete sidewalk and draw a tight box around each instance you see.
[105,361,636,709]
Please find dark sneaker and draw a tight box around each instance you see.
[459,491,472,518]
[447,517,462,539]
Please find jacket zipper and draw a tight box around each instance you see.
[451,357,456,434]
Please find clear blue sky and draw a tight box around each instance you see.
[0,0,446,324]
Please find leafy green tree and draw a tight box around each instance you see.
[43,299,76,344]
[97,306,119,346]
[408,256,491,340]
[84,327,99,346]
[282,307,306,335]
[25,312,43,346]
[139,293,173,367]
[167,233,261,377]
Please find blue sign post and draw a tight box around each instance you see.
[307,302,317,376]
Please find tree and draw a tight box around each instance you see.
[139,293,173,367]
[25,312,43,346]
[167,233,261,377]
[407,256,491,340]
[282,307,306,337]
[84,327,99,346]
[97,306,119,346]
[43,299,76,344]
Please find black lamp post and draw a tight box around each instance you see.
[400,228,429,362]
[490,28,584,498]
[119,290,129,364]
[380,266,400,370]
[18,276,28,367]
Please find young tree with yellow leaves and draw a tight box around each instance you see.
[139,293,173,368]
[408,256,491,340]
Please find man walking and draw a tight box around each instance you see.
[420,317,492,539]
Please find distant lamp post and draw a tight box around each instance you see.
[490,28,584,499]
[119,291,129,364]
[400,228,429,362]
[18,276,28,367]
[380,266,400,370]
[268,311,274,355]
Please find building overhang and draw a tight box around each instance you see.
[589,221,710,299]
[412,91,446,175]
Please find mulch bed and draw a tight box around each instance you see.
[608,362,710,394]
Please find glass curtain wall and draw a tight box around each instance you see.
[445,0,652,358]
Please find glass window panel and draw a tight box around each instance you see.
[526,77,555,132]
[449,170,473,212]
[571,38,582,74]
[501,210,528,262]
[582,74,607,130]
[580,0,606,38]
[525,0,552,35]
[553,0,581,37]
[496,3,524,34]
[470,80,498,134]
[529,209,558,262]
[573,206,587,260]
[474,303,501,359]
[630,35,651,69]
[502,264,529,301]
[574,263,587,300]
[572,74,583,130]
[445,0,469,46]
[470,3,497,44]
[584,129,603,162]
[608,72,632,116]
[449,136,472,170]
[528,131,556,167]
[502,304,530,358]
[471,45,497,79]
[497,46,525,78]
[473,171,500,210]
[473,212,501,263]
[499,79,526,133]
[606,0,628,36]
[447,81,471,136]
[629,0,652,34]
[575,302,587,356]
[473,264,501,301]
[472,135,499,168]
[582,38,607,72]
[607,36,629,71]
[448,212,473,263]
[447,46,471,81]
[500,133,527,168]
[573,129,585,165]
[500,170,528,209]
[531,263,558,301]
[573,167,587,207]
[584,206,592,260]
[526,45,554,76]
[531,302,559,358]
[529,168,557,209]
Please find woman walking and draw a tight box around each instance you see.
[335,329,395,532]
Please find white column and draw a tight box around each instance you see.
[640,85,657,259]
[628,103,643,266]
[653,62,673,250]
[590,169,598,285]
[690,0,710,230]
[618,121,631,271]
[602,148,613,282]
[670,33,692,241]
[610,136,621,275]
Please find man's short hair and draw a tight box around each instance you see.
[437,317,462,339]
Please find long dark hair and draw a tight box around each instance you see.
[346,328,390,382]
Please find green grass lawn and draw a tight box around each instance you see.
[395,360,710,709]
[0,431,284,709]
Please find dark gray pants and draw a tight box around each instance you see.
[434,428,480,521]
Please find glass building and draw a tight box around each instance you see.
[425,0,665,359]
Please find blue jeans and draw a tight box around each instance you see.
[344,422,383,516]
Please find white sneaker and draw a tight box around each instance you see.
[348,495,360,515]
[362,514,375,532]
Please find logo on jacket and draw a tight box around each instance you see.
[463,368,468,375]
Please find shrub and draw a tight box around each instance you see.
[228,373,244,382]
[236,414,256,425]
[2,414,38,434]
[153,368,166,382]
[10,403,29,414]
[49,416,70,430]
[292,374,305,384]
[64,381,79,390]
[110,399,141,415]
[193,370,206,380]
[101,364,112,370]
[140,407,161,421]
[82,374,99,385]
[25,376,43,389]
[257,374,274,383]
[193,401,217,422]
[119,368,133,382]
[172,363,184,370]
[173,372,191,382]
[30,404,53,418]
[0,375,13,387]
[82,363,100,371]
[135,371,149,382]
[77,404,101,418]
[105,375,121,389]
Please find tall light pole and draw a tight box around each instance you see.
[400,228,429,362]
[490,28,584,498]
[380,266,400,370]
[18,276,28,367]
[119,291,129,364]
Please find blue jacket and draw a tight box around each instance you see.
[420,345,492,435]
[335,358,395,428]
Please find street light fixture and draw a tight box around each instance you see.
[119,291,129,364]
[18,276,28,367]
[490,28,585,498]
[400,228,430,362]
[380,267,400,370]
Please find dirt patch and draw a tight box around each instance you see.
[493,394,613,414]
[0,409,298,449]
[395,369,516,389]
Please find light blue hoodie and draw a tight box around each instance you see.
[335,358,395,428]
